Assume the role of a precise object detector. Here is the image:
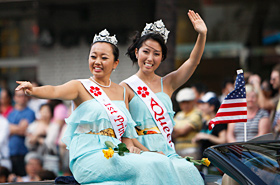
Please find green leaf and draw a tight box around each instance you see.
[118,150,125,156]
[117,143,129,156]
[185,156,193,161]
[105,141,116,149]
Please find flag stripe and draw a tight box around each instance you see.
[222,99,247,104]
[220,102,247,108]
[210,119,247,124]
[212,115,247,122]
[215,111,247,117]
[217,107,247,113]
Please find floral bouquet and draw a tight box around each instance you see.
[184,156,211,167]
[102,141,130,159]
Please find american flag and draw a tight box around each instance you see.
[209,69,247,130]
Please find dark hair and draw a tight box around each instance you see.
[126,32,167,64]
[90,42,119,62]
[38,169,57,181]
[0,166,10,180]
[39,103,54,118]
[191,83,207,94]
[221,78,234,89]
[208,97,221,112]
[1,88,12,100]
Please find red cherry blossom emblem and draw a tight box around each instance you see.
[137,86,149,98]
[90,86,102,96]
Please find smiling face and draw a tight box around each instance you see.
[135,39,163,73]
[88,42,119,79]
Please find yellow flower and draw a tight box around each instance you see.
[201,158,211,167]
[102,148,114,159]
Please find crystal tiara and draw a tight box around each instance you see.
[92,29,118,46]
[141,20,170,43]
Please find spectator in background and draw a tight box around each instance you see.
[0,166,10,183]
[0,88,13,118]
[173,88,203,159]
[8,152,43,182]
[261,79,277,99]
[25,103,60,175]
[0,113,11,171]
[192,92,227,158]
[227,84,270,142]
[48,100,68,154]
[21,152,43,182]
[218,78,234,104]
[8,90,35,176]
[27,81,48,120]
[249,64,280,129]
[25,103,55,154]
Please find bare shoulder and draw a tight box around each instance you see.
[119,81,134,101]
[113,82,125,91]
[62,80,84,91]
[65,79,83,86]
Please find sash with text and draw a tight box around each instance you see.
[124,75,174,149]
[80,79,127,141]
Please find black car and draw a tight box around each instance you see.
[204,135,280,185]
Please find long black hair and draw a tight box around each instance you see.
[126,32,167,64]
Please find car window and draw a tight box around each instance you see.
[217,142,280,185]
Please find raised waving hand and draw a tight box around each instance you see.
[187,10,207,35]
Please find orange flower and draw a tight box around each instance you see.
[201,158,211,167]
[102,148,114,159]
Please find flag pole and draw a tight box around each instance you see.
[244,122,247,142]
[237,69,247,142]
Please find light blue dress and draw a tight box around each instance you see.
[63,89,181,185]
[128,79,204,185]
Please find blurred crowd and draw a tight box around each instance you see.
[0,81,71,183]
[0,63,279,182]
[172,63,280,174]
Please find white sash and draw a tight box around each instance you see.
[123,75,174,149]
[79,79,127,141]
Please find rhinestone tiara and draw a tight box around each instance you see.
[141,20,170,43]
[92,29,118,46]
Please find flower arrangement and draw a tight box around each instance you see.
[102,141,129,159]
[184,156,211,167]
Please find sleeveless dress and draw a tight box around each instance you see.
[128,78,204,185]
[62,87,181,185]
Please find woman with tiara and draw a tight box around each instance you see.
[121,10,206,185]
[15,29,181,185]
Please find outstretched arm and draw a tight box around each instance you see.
[249,75,276,110]
[165,10,207,92]
[15,80,80,101]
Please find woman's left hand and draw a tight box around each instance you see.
[127,146,142,154]
[188,10,207,35]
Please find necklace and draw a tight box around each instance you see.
[90,76,111,88]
